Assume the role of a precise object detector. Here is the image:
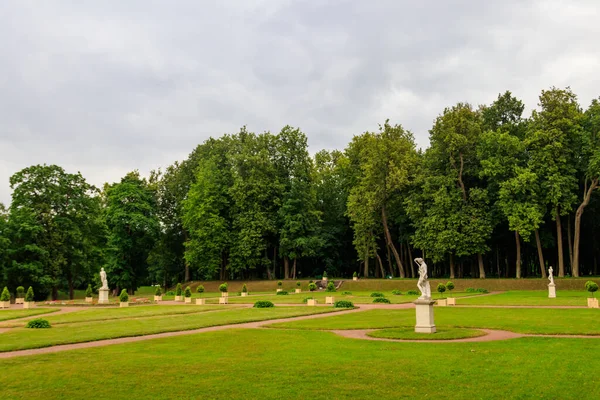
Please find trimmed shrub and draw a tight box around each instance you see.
[242,284,248,293]
[370,292,385,298]
[254,301,274,308]
[308,283,317,292]
[476,288,489,294]
[219,283,228,293]
[586,281,599,297]
[86,284,93,298]
[26,318,51,329]
[166,291,175,296]
[342,291,352,295]
[119,289,129,302]
[437,284,446,296]
[446,281,455,293]
[391,290,402,295]
[277,281,283,287]
[175,283,182,296]
[197,285,205,294]
[1,286,10,301]
[184,286,192,298]
[155,286,162,296]
[16,286,25,298]
[353,271,357,278]
[302,297,314,303]
[373,297,391,304]
[276,290,289,295]
[407,290,419,296]
[323,271,328,278]
[465,287,476,293]
[326,282,336,292]
[334,300,354,308]
[296,282,301,287]
[25,286,34,302]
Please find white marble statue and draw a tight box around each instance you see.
[100,268,108,290]
[415,258,431,300]
[548,266,554,285]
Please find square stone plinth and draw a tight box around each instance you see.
[588,298,599,308]
[175,295,182,301]
[325,296,335,304]
[196,298,206,305]
[307,299,318,306]
[219,297,228,304]
[23,302,34,309]
[98,289,109,304]
[185,297,191,303]
[353,277,358,281]
[120,302,129,308]
[295,289,301,293]
[154,296,162,302]
[241,292,248,296]
[548,284,556,298]
[414,299,436,333]
[437,298,447,306]
[221,292,229,297]
[447,297,456,306]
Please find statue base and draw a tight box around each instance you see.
[414,298,436,333]
[98,289,109,304]
[548,284,556,298]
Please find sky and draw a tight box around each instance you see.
[1,0,599,204]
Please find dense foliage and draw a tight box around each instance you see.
[1,87,600,299]
[85,284,93,298]
[372,297,391,303]
[25,286,34,302]
[26,318,51,329]
[119,289,129,303]
[333,300,354,308]
[253,300,274,308]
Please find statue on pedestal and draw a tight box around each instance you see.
[415,258,431,300]
[100,268,108,290]
[548,267,554,286]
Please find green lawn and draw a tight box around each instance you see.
[0,305,231,327]
[0,308,56,322]
[457,290,591,306]
[367,327,486,340]
[0,306,342,352]
[268,307,600,335]
[1,328,599,399]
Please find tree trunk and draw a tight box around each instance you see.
[515,231,522,279]
[556,207,565,277]
[449,253,455,279]
[364,250,369,278]
[496,246,500,278]
[284,257,290,279]
[68,279,74,300]
[184,231,190,282]
[535,229,546,278]
[387,244,393,277]
[573,178,598,278]
[381,207,405,278]
[292,258,297,280]
[567,216,573,269]
[407,244,415,278]
[376,252,385,278]
[477,253,485,279]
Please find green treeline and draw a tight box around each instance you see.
[1,87,599,299]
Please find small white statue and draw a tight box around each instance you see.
[415,258,431,300]
[100,268,109,290]
[548,266,554,286]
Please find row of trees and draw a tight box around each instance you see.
[1,87,599,299]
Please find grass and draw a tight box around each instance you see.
[457,290,591,306]
[1,328,599,399]
[367,327,486,340]
[0,308,56,322]
[268,308,600,335]
[0,306,342,352]
[0,305,231,327]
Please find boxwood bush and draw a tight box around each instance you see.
[276,290,289,295]
[16,286,25,298]
[25,286,34,302]
[466,287,476,293]
[373,297,391,304]
[326,282,336,292]
[308,283,317,292]
[219,283,228,293]
[254,300,274,308]
[1,286,10,301]
[119,289,129,302]
[407,290,419,295]
[175,283,182,296]
[26,318,51,329]
[296,282,301,287]
[242,283,248,293]
[184,286,192,298]
[342,291,352,295]
[353,271,357,278]
[391,290,402,295]
[334,300,354,308]
[277,281,283,287]
[476,288,489,293]
[197,285,205,294]
[370,292,385,297]
[446,281,455,293]
[155,286,162,296]
[586,281,598,297]
[86,284,93,298]
[437,284,446,297]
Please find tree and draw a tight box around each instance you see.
[104,171,159,293]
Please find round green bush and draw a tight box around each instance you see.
[26,318,51,329]
[353,271,357,278]
[16,286,25,297]
[407,289,419,296]
[184,286,192,298]
[476,288,488,293]
[466,287,476,293]
[323,271,327,278]
[326,282,336,292]
[0,287,10,301]
[296,282,301,287]
[175,283,182,296]
[86,284,93,298]
[25,286,34,302]
[242,283,248,293]
[308,283,317,292]
[437,284,446,296]
[277,281,282,287]
[119,289,129,302]
[197,285,205,294]
[370,292,385,297]
[446,281,455,292]
[373,297,391,304]
[334,300,354,308]
[276,290,289,295]
[342,291,352,295]
[586,281,598,296]
[254,301,274,308]
[219,283,228,293]
[391,290,402,295]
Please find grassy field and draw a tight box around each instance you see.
[0,307,342,352]
[0,308,56,322]
[1,328,599,399]
[367,327,486,340]
[268,307,600,335]
[457,290,592,306]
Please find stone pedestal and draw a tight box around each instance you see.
[548,284,556,298]
[185,297,192,303]
[98,288,109,304]
[307,299,318,306]
[15,298,24,304]
[0,301,9,309]
[322,277,328,282]
[241,292,248,297]
[447,297,456,306]
[295,289,301,294]
[588,298,599,308]
[437,298,447,306]
[414,298,436,333]
[221,292,229,297]
[120,302,129,308]
[196,298,206,305]
[85,297,93,303]
[219,297,228,304]
[23,301,34,309]
[325,296,335,304]
[175,295,182,301]
[276,289,282,293]
[154,296,162,302]
[353,277,358,281]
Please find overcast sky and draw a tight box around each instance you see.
[1,0,599,204]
